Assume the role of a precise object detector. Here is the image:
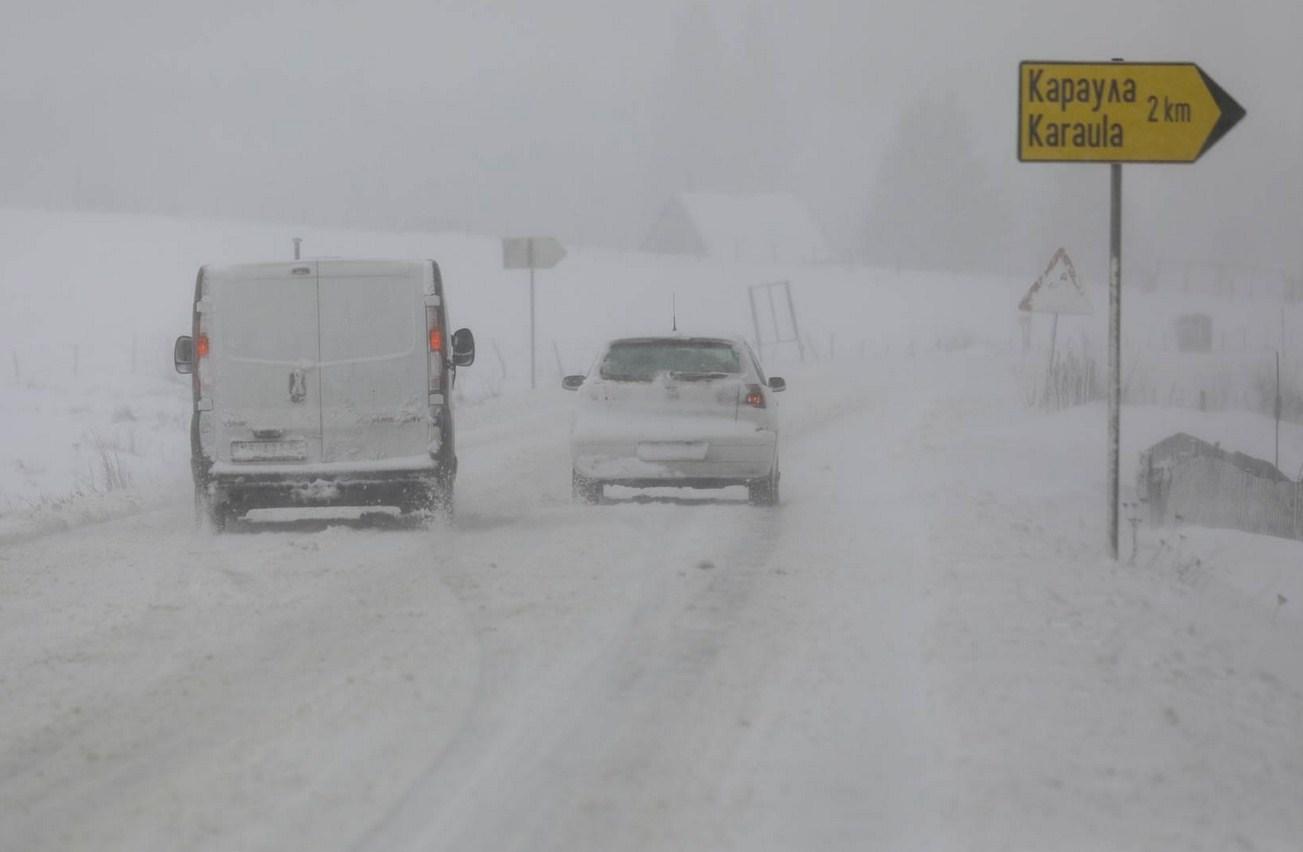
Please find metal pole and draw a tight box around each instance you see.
[783,281,805,363]
[1108,162,1122,560]
[528,239,536,390]
[747,285,763,360]
[766,283,781,343]
[1045,312,1059,407]
[293,237,302,260]
[1276,349,1282,471]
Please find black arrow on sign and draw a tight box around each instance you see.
[1196,66,1246,161]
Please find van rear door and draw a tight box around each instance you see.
[208,263,323,465]
[317,261,432,465]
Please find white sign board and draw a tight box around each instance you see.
[503,236,566,270]
[1019,248,1092,315]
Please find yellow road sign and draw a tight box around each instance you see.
[1018,61,1244,163]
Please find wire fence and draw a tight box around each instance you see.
[7,336,182,389]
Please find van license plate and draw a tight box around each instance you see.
[637,441,708,462]
[231,440,308,462]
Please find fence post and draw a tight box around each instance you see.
[1296,481,1302,541]
[491,339,508,382]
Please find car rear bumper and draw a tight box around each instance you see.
[572,431,776,484]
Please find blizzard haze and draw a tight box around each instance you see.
[2,3,1303,852]
[2,0,1299,273]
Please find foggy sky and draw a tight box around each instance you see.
[2,0,1299,277]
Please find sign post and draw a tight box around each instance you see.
[1018,60,1244,559]
[1108,159,1122,561]
[503,236,566,390]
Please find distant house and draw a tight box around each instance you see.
[642,192,831,265]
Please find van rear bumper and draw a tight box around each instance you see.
[203,465,450,512]
[209,455,439,478]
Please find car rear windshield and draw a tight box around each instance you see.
[599,339,742,381]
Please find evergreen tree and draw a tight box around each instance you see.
[863,94,1012,273]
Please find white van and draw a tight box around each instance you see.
[174,259,474,530]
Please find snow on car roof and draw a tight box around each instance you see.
[605,335,742,347]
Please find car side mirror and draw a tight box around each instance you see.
[767,376,786,392]
[174,335,194,374]
[451,328,475,367]
[562,375,585,391]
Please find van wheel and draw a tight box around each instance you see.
[572,470,602,504]
[748,465,779,506]
[430,480,454,521]
[408,479,453,523]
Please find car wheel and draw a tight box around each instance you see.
[748,464,780,506]
[572,469,602,504]
[431,479,454,521]
[193,483,206,530]
[205,496,233,532]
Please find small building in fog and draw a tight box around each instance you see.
[642,192,831,265]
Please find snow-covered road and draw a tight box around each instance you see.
[3,353,1301,851]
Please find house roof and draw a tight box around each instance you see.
[672,192,829,262]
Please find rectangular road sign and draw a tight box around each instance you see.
[1018,61,1244,163]
[502,236,566,270]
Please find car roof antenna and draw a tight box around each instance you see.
[672,293,677,332]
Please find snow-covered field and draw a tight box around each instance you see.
[2,210,1301,850]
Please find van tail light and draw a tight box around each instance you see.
[196,317,213,403]
[744,384,767,409]
[426,306,443,393]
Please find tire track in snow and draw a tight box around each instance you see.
[1,361,915,852]
[355,501,783,852]
[0,513,483,852]
[354,362,918,852]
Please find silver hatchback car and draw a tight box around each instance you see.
[563,336,785,505]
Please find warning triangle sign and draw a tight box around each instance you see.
[1018,248,1092,315]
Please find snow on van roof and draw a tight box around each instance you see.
[204,258,431,276]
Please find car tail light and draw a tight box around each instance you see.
[195,334,210,358]
[426,306,443,393]
[744,384,766,409]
